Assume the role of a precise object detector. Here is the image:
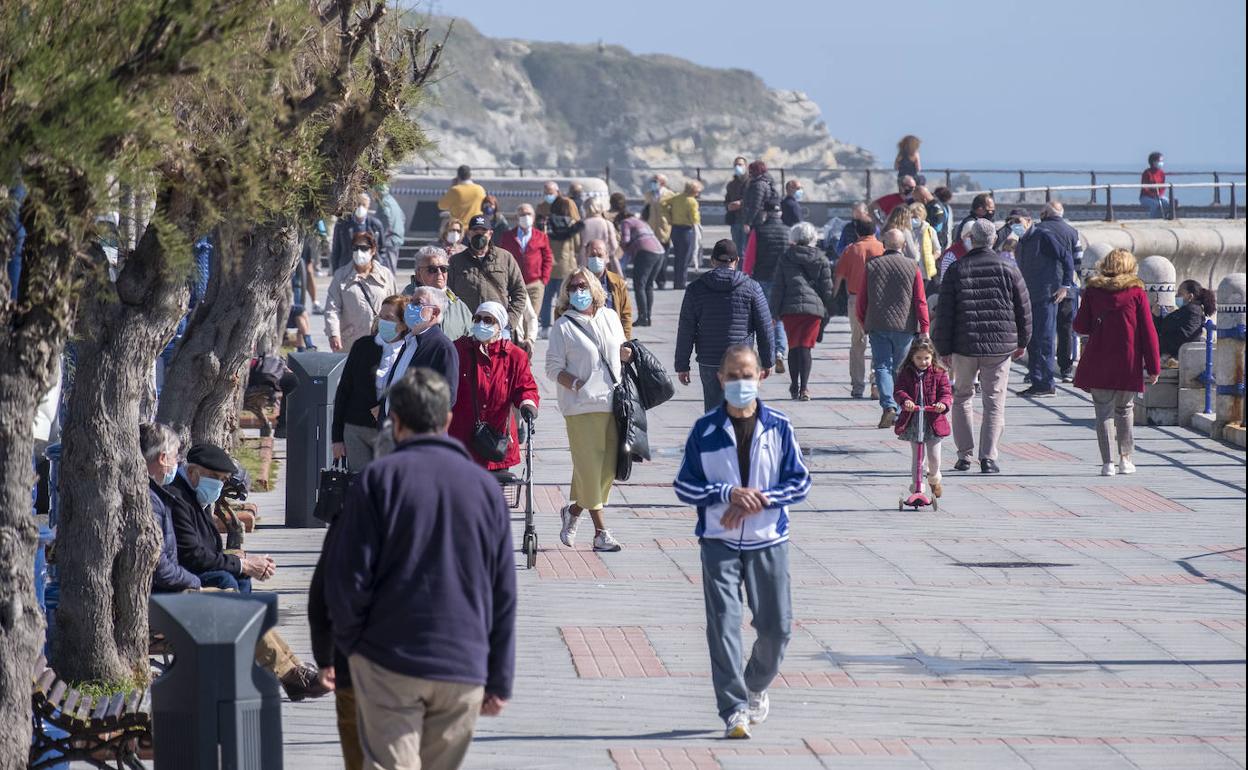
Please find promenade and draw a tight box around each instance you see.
[256,285,1245,769]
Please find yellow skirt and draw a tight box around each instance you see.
[565,412,618,510]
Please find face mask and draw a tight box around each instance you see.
[354,205,368,220]
[587,257,606,275]
[963,237,974,251]
[1010,223,1026,237]
[1157,160,1165,168]
[161,466,177,487]
[649,182,660,193]
[469,233,489,251]
[404,304,428,328]
[983,210,997,221]
[734,165,746,176]
[723,378,759,409]
[544,193,557,204]
[1175,296,1186,307]
[378,319,401,342]
[794,189,804,201]
[446,231,461,245]
[353,249,372,267]
[194,476,224,508]
[569,289,592,311]
[518,215,533,229]
[911,218,921,228]
[472,321,497,342]
[483,206,495,217]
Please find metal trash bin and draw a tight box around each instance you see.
[284,351,346,528]
[149,592,283,769]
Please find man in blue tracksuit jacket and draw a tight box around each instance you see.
[1015,206,1075,396]
[673,345,811,739]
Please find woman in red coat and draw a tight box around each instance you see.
[449,301,540,470]
[1073,249,1160,477]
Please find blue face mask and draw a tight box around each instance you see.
[733,165,746,176]
[569,289,592,311]
[404,304,428,328]
[472,321,497,342]
[194,476,224,508]
[723,378,759,408]
[161,467,177,487]
[378,319,401,343]
[794,189,804,201]
[911,218,921,228]
[544,193,557,204]
[1175,296,1186,307]
[1010,223,1026,237]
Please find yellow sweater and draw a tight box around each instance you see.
[437,182,486,227]
[664,194,701,227]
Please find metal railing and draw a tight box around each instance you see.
[947,181,1246,221]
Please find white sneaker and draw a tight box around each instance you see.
[1101,463,1117,477]
[724,710,751,739]
[538,327,550,340]
[747,691,769,724]
[1119,458,1136,475]
[592,529,622,552]
[312,301,324,315]
[559,505,579,547]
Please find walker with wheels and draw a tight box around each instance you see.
[494,413,538,568]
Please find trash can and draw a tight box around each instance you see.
[284,351,346,528]
[149,592,283,770]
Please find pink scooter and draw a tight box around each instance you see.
[898,396,941,512]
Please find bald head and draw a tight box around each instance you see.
[543,181,558,195]
[1042,201,1064,219]
[882,228,907,251]
[898,175,916,194]
[586,239,608,259]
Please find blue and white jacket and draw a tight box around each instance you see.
[673,402,811,550]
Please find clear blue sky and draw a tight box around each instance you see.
[427,0,1246,171]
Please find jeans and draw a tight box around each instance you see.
[631,250,664,324]
[950,353,1012,462]
[755,281,788,358]
[1027,295,1058,390]
[1091,389,1135,463]
[1057,295,1076,373]
[539,277,563,329]
[730,221,747,257]
[701,539,791,722]
[869,330,916,411]
[699,364,724,413]
[1140,194,1170,219]
[199,569,252,594]
[670,225,696,289]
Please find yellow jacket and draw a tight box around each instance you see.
[437,182,486,227]
[918,223,939,279]
[663,194,701,227]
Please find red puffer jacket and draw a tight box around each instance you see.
[1073,279,1160,393]
[893,364,953,438]
[448,337,540,470]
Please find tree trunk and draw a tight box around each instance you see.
[52,215,187,684]
[157,218,299,447]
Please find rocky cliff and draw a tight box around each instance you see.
[409,18,874,197]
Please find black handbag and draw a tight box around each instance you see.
[470,347,511,462]
[313,458,355,524]
[625,340,675,410]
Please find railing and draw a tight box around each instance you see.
[947,181,1246,221]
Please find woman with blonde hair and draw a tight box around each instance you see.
[664,179,703,289]
[545,267,631,552]
[907,202,940,282]
[895,135,922,182]
[437,216,465,255]
[883,205,921,266]
[1072,249,1160,476]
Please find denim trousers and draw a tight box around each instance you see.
[1027,297,1058,390]
[1140,194,1170,219]
[701,539,791,721]
[754,281,788,358]
[670,226,696,289]
[199,569,253,594]
[631,250,664,323]
[539,277,563,329]
[869,330,915,410]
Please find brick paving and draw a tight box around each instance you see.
[247,285,1244,769]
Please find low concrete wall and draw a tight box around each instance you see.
[1075,219,1245,290]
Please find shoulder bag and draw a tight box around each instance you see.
[470,346,511,462]
[564,317,635,481]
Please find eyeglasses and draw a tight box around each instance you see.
[471,315,498,324]
[565,283,590,291]
[421,265,450,274]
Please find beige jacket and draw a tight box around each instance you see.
[324,262,398,350]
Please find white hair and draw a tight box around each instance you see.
[967,218,997,247]
[789,221,818,246]
[584,196,605,216]
[411,285,448,316]
[139,422,181,462]
[1043,201,1064,218]
[416,246,449,267]
[881,228,907,251]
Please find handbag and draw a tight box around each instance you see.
[564,317,633,481]
[470,347,511,462]
[313,458,355,524]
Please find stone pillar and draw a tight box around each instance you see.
[1138,255,1177,315]
[1081,242,1115,282]
[1136,255,1180,424]
[1215,274,1246,446]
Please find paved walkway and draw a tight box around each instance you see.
[255,284,1244,769]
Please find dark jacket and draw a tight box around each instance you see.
[149,480,201,592]
[447,245,528,330]
[331,214,386,273]
[166,471,241,577]
[933,247,1033,358]
[324,435,517,698]
[308,531,350,688]
[1074,278,1160,392]
[675,266,775,372]
[625,340,675,410]
[1016,225,1074,294]
[332,335,385,442]
[751,214,789,284]
[383,325,460,410]
[781,195,802,227]
[1155,302,1207,358]
[724,175,748,225]
[743,172,779,229]
[770,244,835,318]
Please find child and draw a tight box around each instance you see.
[893,339,952,497]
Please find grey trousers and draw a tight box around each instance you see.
[950,353,1012,462]
[701,539,792,722]
[847,295,867,391]
[343,423,379,472]
[1091,388,1135,463]
[699,364,724,413]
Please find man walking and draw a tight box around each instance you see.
[331,192,386,272]
[834,219,884,398]
[933,219,1032,474]
[724,155,750,255]
[1015,205,1075,397]
[325,369,516,770]
[856,229,929,428]
[495,203,552,328]
[675,240,774,412]
[448,214,529,334]
[405,246,472,341]
[1034,202,1082,381]
[674,344,811,739]
[437,165,487,228]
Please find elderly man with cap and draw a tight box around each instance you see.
[585,238,633,339]
[405,245,472,341]
[675,239,775,412]
[448,214,529,344]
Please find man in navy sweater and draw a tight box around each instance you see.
[325,368,516,770]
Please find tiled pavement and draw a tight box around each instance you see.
[253,285,1245,769]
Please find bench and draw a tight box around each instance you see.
[30,655,153,770]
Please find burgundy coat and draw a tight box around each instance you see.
[893,365,953,437]
[1073,282,1160,393]
[449,337,540,470]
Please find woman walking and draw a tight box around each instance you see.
[1156,279,1217,360]
[545,268,631,552]
[618,207,665,327]
[665,180,702,289]
[331,294,407,470]
[1073,249,1160,476]
[324,231,398,353]
[769,222,836,400]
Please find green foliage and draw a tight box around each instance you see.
[73,674,147,701]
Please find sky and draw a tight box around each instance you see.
[425,0,1246,171]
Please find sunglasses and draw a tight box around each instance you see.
[422,265,450,273]
[902,187,915,194]
[566,283,590,291]
[471,315,498,324]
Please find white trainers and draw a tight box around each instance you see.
[1119,458,1136,475]
[559,505,579,547]
[724,710,751,739]
[312,301,324,315]
[747,690,769,724]
[1101,463,1117,477]
[538,327,550,340]
[592,529,622,552]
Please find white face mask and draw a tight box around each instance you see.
[446,231,461,245]
[353,249,372,267]
[518,215,533,229]
[354,205,368,220]
[962,237,973,251]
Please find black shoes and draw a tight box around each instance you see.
[980,459,1000,474]
[1019,386,1056,398]
[953,458,972,472]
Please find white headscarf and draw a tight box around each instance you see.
[475,300,508,329]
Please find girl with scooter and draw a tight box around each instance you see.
[893,339,953,504]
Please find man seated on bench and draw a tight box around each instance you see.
[141,423,327,702]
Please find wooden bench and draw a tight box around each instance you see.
[30,655,153,770]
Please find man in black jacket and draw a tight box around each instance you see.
[752,205,791,374]
[933,219,1031,474]
[325,368,516,770]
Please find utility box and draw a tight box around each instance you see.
[285,351,346,528]
[149,592,283,770]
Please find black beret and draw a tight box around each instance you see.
[187,443,235,474]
